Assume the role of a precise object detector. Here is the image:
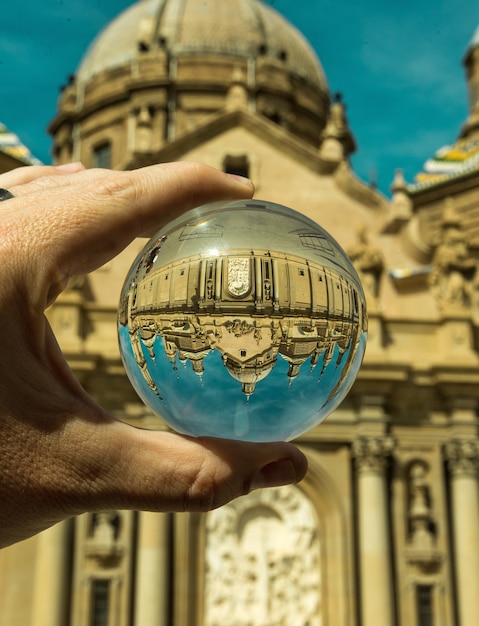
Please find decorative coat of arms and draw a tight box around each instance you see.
[227,257,251,297]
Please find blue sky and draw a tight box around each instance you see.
[1,0,478,195]
[118,324,366,442]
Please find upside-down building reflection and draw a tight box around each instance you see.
[122,238,365,400]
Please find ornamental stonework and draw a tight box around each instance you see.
[352,436,395,473]
[203,486,321,626]
[227,257,251,297]
[444,439,479,476]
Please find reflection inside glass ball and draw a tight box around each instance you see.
[118,200,367,442]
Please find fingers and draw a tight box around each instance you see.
[3,165,115,200]
[68,424,308,514]
[0,162,85,188]
[4,162,254,308]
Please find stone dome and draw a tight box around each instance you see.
[77,0,327,94]
[51,0,331,166]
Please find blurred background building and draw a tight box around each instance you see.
[1,1,479,625]
[0,122,41,172]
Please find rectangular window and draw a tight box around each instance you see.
[92,142,112,169]
[416,585,434,626]
[223,154,250,180]
[90,579,110,626]
[299,233,334,255]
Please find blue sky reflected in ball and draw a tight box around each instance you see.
[118,200,367,442]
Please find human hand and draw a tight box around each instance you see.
[0,162,307,548]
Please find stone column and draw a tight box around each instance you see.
[134,511,170,626]
[199,260,207,302]
[31,521,71,626]
[215,258,223,304]
[352,436,395,626]
[445,439,479,626]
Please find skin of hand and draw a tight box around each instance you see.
[0,162,308,548]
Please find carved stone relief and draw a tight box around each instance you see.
[204,486,321,626]
[407,461,436,550]
[445,439,479,477]
[428,205,477,312]
[347,224,384,302]
[352,436,394,474]
[85,511,124,563]
[405,461,443,574]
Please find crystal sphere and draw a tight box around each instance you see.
[118,199,367,442]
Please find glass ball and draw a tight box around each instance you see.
[118,199,367,442]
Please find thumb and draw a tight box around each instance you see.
[75,424,308,514]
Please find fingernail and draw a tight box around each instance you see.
[250,458,297,491]
[224,172,254,189]
[56,162,84,172]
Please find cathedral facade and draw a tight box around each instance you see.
[1,2,479,625]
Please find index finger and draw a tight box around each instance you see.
[0,162,86,188]
[5,162,254,308]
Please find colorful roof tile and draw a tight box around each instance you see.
[409,137,479,190]
[0,123,42,165]
[469,25,479,50]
